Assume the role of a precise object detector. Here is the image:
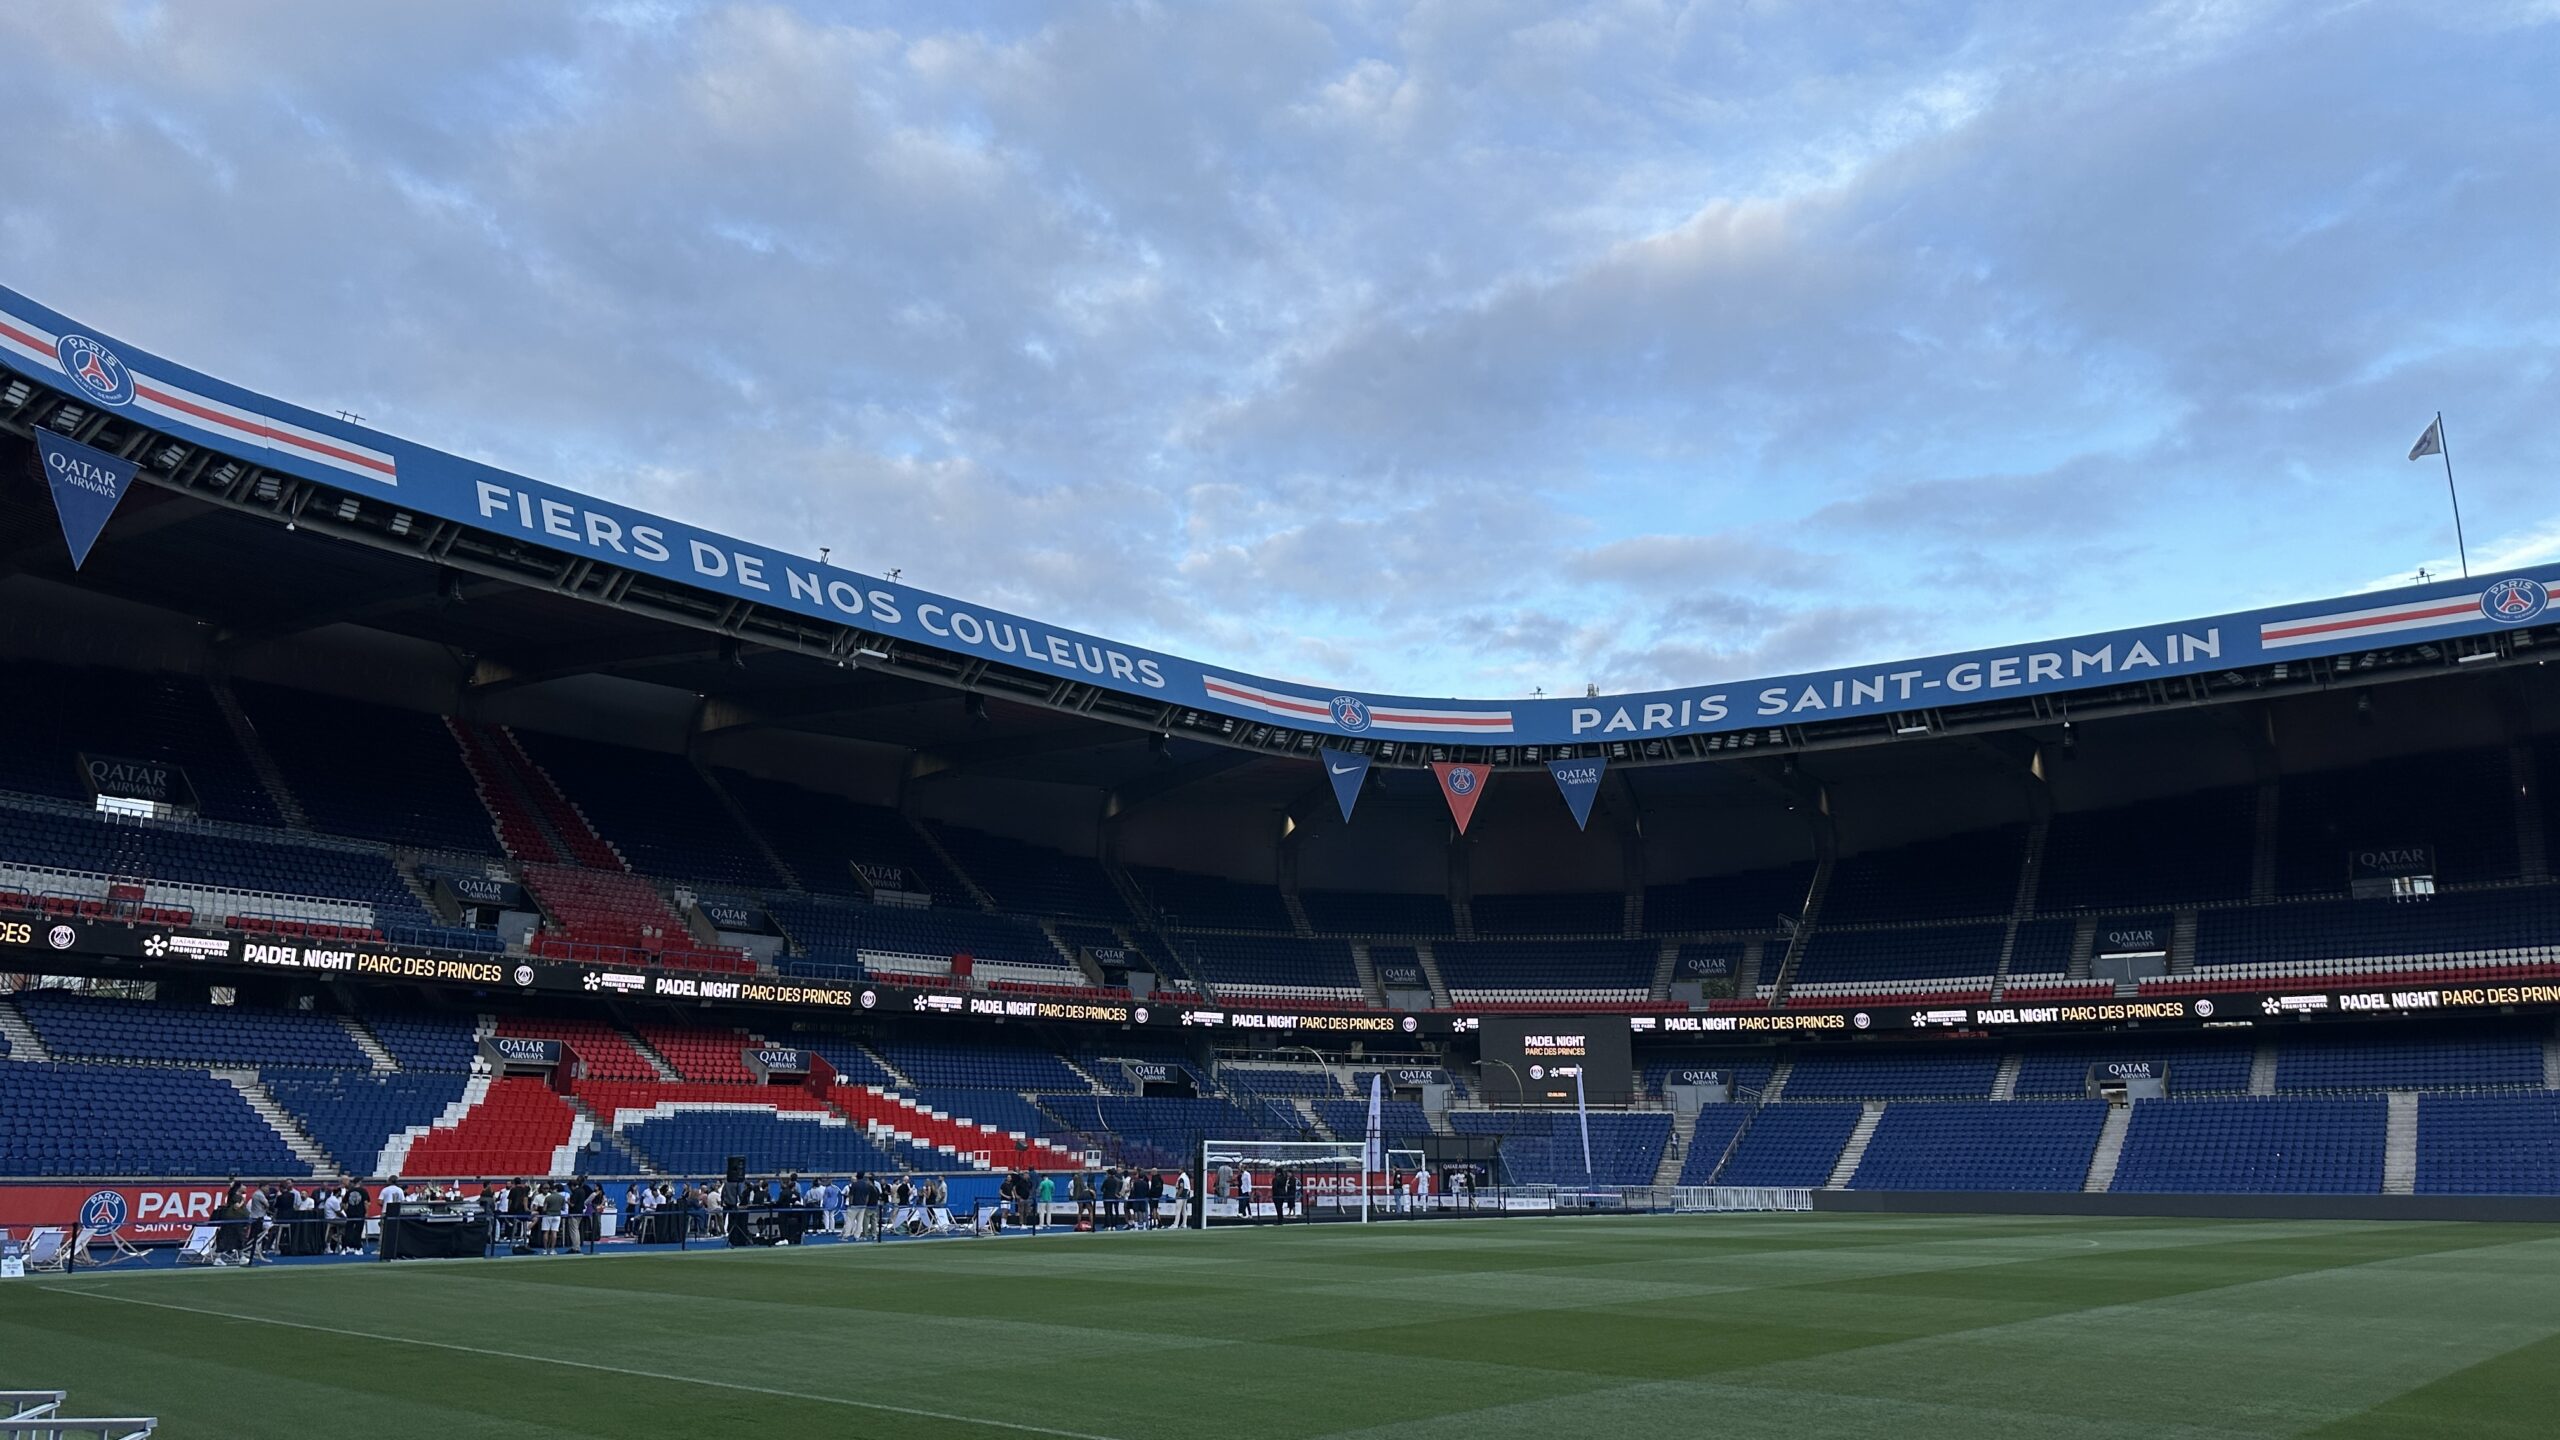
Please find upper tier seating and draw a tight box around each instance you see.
[2039,787,2255,912]
[0,1063,307,1177]
[2110,1096,2385,1193]
[1783,1051,2002,1101]
[2415,1093,2560,1194]
[521,863,751,973]
[0,802,493,950]
[1449,1110,1669,1187]
[1786,924,2006,991]
[927,824,1129,923]
[397,1076,574,1178]
[1127,865,1292,932]
[231,683,500,856]
[2004,917,2078,976]
[716,772,968,904]
[1432,939,1656,1004]
[2189,889,2560,970]
[0,663,279,825]
[1643,861,1816,934]
[2271,1030,2545,1093]
[766,895,1063,977]
[1470,892,1625,937]
[16,990,370,1069]
[1824,827,2025,924]
[267,1071,471,1176]
[1850,1101,2108,1191]
[2275,747,2519,895]
[1173,935,1364,1000]
[1298,889,1451,935]
[1712,1104,1862,1187]
[511,732,783,889]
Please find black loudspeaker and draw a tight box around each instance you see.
[726,1155,747,1183]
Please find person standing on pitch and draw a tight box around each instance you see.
[1036,1172,1054,1230]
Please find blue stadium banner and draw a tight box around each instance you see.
[1320,747,1371,823]
[1547,755,1605,830]
[30,427,135,570]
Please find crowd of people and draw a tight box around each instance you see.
[191,1163,1223,1264]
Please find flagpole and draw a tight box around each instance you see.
[2437,412,2470,580]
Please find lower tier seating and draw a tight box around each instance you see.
[0,1063,307,1177]
[1851,1101,2108,1191]
[2415,1092,2560,1194]
[397,1077,577,1179]
[2110,1096,2385,1194]
[1713,1104,1863,1187]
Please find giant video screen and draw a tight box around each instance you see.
[1477,1015,1634,1105]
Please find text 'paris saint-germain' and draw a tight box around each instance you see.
[1564,629,2223,735]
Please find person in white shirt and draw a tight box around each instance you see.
[1238,1166,1257,1224]
[321,1186,347,1254]
[1174,1169,1194,1230]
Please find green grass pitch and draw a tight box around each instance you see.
[4,1213,2557,1438]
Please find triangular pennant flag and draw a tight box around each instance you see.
[1319,747,1371,823]
[1430,760,1491,834]
[30,428,137,570]
[1547,755,1606,831]
[2409,417,2444,462]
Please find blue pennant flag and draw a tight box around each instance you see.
[1320,747,1372,823]
[31,428,136,570]
[1547,755,1606,831]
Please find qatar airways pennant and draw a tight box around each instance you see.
[1319,747,1372,823]
[29,428,137,571]
[1547,755,1606,831]
[1430,760,1491,834]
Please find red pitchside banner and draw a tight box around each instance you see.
[0,1183,232,1242]
[1430,761,1490,834]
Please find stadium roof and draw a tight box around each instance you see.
[6,281,2558,785]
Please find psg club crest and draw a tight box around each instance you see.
[2481,577,2548,625]
[54,333,136,408]
[80,1190,129,1232]
[1446,765,1478,796]
[1329,695,1371,732]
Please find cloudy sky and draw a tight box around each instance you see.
[5,1,2556,698]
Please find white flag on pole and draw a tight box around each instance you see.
[2409,417,2444,461]
[1362,1073,1384,1174]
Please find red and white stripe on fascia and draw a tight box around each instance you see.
[2258,594,2483,648]
[0,310,397,486]
[1202,677,1514,734]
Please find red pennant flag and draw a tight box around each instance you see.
[1430,761,1492,834]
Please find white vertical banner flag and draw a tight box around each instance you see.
[1574,1066,1593,1179]
[1363,1073,1385,1223]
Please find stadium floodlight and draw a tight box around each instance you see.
[1894,721,1930,736]
[854,646,888,660]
